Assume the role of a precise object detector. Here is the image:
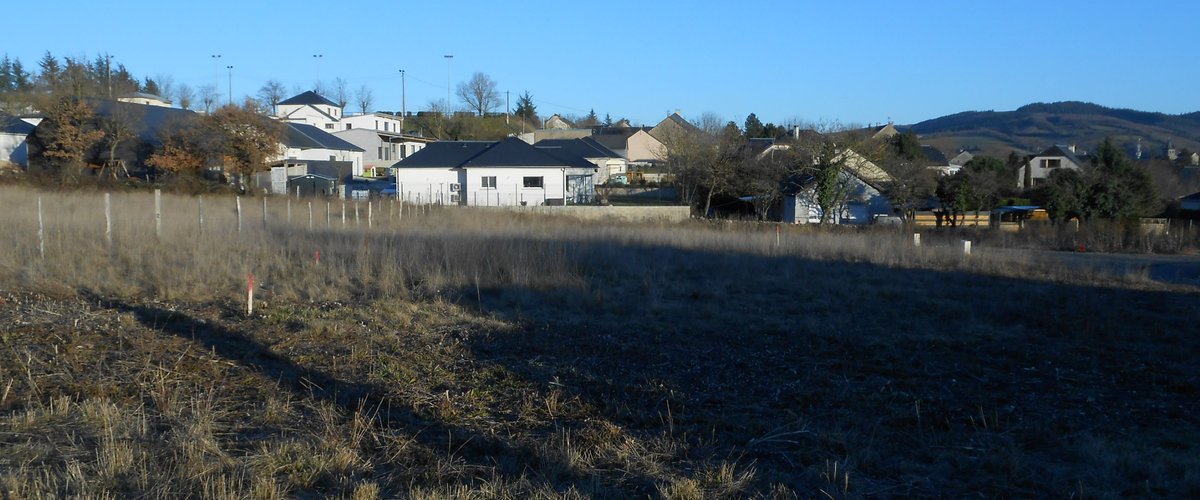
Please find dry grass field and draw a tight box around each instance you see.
[1,185,1198,498]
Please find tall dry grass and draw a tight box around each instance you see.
[0,186,1163,308]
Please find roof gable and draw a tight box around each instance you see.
[466,137,579,168]
[283,123,364,152]
[394,141,493,168]
[279,90,339,107]
[0,114,36,135]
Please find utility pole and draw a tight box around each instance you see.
[444,54,453,115]
[226,65,233,106]
[399,69,406,133]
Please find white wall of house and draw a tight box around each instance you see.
[278,105,341,131]
[277,146,364,176]
[0,133,29,167]
[339,113,404,133]
[588,157,626,183]
[1019,155,1082,189]
[395,168,464,205]
[462,167,567,206]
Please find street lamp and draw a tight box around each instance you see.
[444,54,453,116]
[313,54,323,84]
[210,54,222,96]
[226,65,233,106]
[398,69,406,132]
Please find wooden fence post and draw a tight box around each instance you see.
[37,197,45,260]
[154,189,162,239]
[104,193,112,246]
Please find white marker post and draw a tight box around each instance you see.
[341,201,346,227]
[236,196,242,234]
[286,199,292,224]
[307,201,313,231]
[368,200,373,229]
[247,272,254,316]
[262,197,268,229]
[198,195,205,236]
[913,233,921,247]
[962,240,972,255]
[326,201,331,227]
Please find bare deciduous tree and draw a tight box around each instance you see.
[355,85,374,114]
[198,84,219,114]
[257,79,287,116]
[456,72,499,116]
[332,77,349,109]
[174,84,194,110]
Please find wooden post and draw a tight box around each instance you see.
[104,193,112,246]
[154,189,162,239]
[355,202,360,225]
[236,196,242,234]
[262,197,268,229]
[286,198,292,224]
[326,201,331,227]
[368,200,373,229]
[37,197,45,260]
[198,195,205,236]
[341,201,346,227]
[307,202,313,231]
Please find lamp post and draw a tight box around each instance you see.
[210,54,221,97]
[226,65,233,106]
[398,69,406,133]
[313,54,323,84]
[105,53,113,99]
[443,54,453,116]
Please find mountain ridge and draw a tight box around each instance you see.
[906,101,1200,158]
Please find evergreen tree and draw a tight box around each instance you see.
[513,91,537,123]
[744,113,765,138]
[142,77,160,96]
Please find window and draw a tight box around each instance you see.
[481,176,497,189]
[378,146,384,160]
[325,123,334,129]
[345,124,352,130]
[523,176,544,188]
[1040,158,1062,168]
[384,122,389,132]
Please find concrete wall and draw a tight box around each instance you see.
[475,205,690,222]
[0,134,28,167]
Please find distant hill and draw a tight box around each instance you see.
[906,101,1200,159]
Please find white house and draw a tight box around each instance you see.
[1018,145,1085,189]
[117,92,172,107]
[392,137,599,206]
[274,123,365,176]
[275,91,343,131]
[0,114,34,168]
[781,170,892,224]
[338,112,405,134]
[781,148,894,224]
[333,128,431,177]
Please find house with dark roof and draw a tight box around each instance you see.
[276,90,343,131]
[1,113,35,168]
[919,144,956,175]
[780,163,893,225]
[1018,144,1085,189]
[391,137,600,206]
[534,137,626,184]
[334,127,432,176]
[258,122,365,195]
[117,92,172,107]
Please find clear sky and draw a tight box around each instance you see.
[5,0,1197,127]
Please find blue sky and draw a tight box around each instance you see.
[6,0,1197,127]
